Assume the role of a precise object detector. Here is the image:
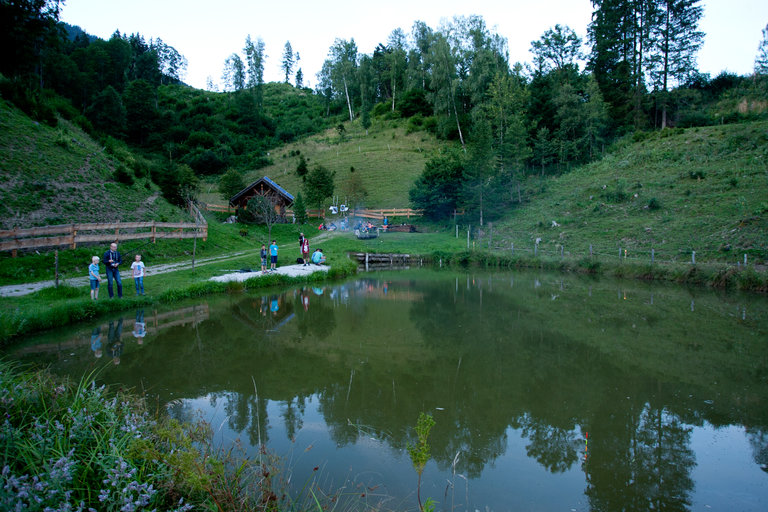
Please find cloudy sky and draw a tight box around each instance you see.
[59,0,768,90]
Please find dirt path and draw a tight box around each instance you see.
[0,250,260,297]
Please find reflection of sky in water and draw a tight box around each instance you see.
[9,270,768,511]
[183,393,593,511]
[690,424,766,511]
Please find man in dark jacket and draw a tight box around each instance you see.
[103,242,123,298]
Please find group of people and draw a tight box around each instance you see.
[88,242,146,300]
[260,233,325,273]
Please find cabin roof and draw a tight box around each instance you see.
[230,176,294,206]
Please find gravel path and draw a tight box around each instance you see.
[0,250,260,297]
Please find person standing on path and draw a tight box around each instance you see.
[269,239,278,271]
[130,254,146,295]
[103,242,123,298]
[301,234,310,266]
[88,256,101,300]
[260,244,268,273]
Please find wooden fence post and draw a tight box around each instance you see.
[651,248,655,264]
[152,222,156,243]
[55,250,59,288]
[691,251,696,265]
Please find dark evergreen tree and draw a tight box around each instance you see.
[86,86,126,136]
[647,0,704,128]
[123,79,157,144]
[304,164,335,208]
[0,0,62,79]
[409,147,465,220]
[292,192,308,224]
[282,41,294,83]
[756,24,768,75]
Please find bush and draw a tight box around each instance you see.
[647,197,661,210]
[114,164,134,186]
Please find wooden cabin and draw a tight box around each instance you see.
[229,176,294,217]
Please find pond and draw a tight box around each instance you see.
[6,269,768,511]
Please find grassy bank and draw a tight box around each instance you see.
[3,223,766,346]
[0,360,342,511]
[429,249,768,291]
[0,228,358,345]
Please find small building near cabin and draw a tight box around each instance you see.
[230,176,294,218]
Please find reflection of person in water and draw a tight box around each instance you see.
[108,318,123,365]
[90,326,102,359]
[270,295,280,315]
[132,309,146,345]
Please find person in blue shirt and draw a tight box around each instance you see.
[269,240,278,271]
[311,248,326,265]
[88,256,102,300]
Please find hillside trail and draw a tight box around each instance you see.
[0,249,261,297]
[0,231,348,298]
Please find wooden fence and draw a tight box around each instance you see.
[1,216,207,257]
[201,203,234,213]
[202,203,423,221]
[282,208,424,220]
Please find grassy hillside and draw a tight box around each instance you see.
[0,99,187,229]
[491,122,768,264]
[199,117,444,209]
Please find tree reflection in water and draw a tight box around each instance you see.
[8,271,768,510]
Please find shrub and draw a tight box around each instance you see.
[113,164,134,186]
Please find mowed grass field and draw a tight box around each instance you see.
[487,122,768,264]
[199,117,444,209]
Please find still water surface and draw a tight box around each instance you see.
[7,269,768,511]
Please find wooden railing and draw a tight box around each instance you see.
[202,203,424,221]
[0,217,207,256]
[350,208,423,220]
[201,202,234,213]
[284,208,424,220]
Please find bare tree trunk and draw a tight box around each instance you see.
[661,5,670,129]
[343,76,354,122]
[452,95,465,150]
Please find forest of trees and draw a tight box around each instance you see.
[2,0,767,220]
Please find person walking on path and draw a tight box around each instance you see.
[103,242,123,298]
[269,240,278,271]
[88,256,101,300]
[130,254,146,295]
